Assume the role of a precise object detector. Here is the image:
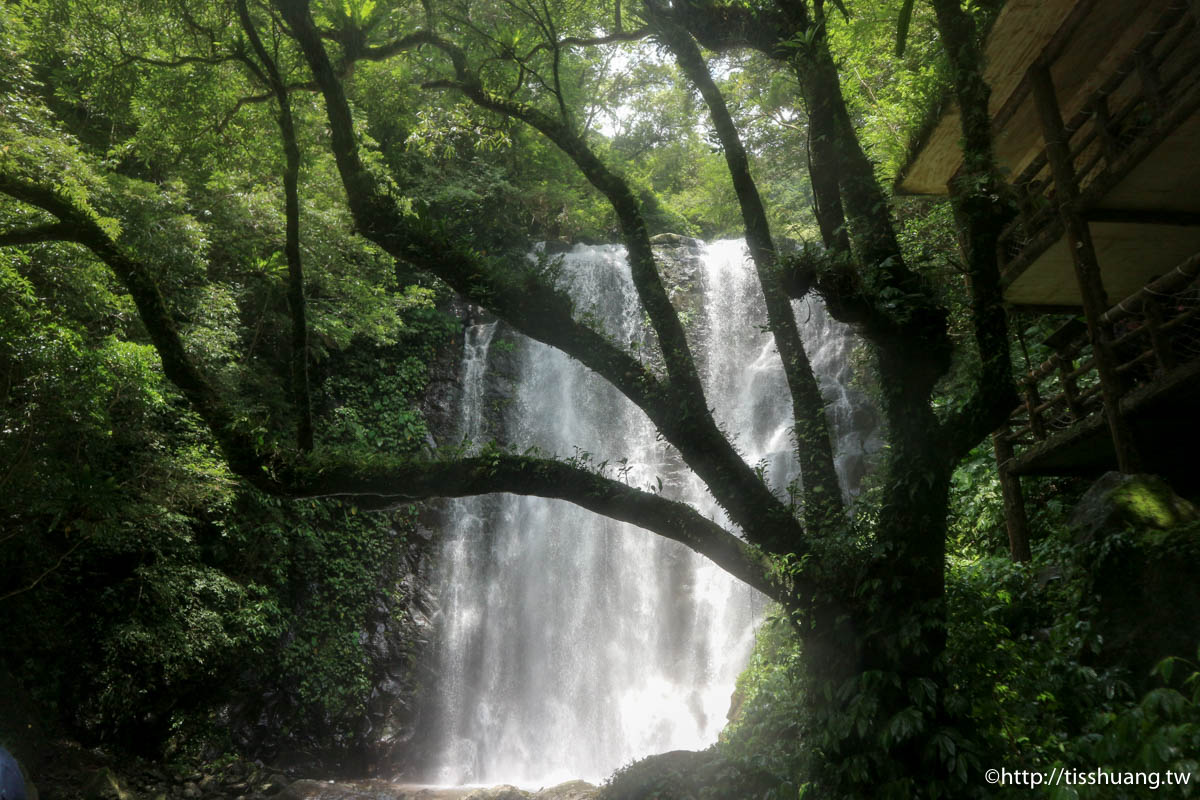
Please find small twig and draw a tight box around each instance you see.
[0,536,87,603]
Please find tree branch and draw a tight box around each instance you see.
[0,172,281,492]
[0,534,88,603]
[516,26,651,62]
[927,0,1018,462]
[357,30,443,62]
[0,221,76,247]
[418,33,704,396]
[272,0,808,553]
[290,453,784,599]
[237,0,315,452]
[0,173,788,599]
[647,5,844,540]
[674,0,952,421]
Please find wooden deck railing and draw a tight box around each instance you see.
[999,253,1200,454]
[997,2,1200,272]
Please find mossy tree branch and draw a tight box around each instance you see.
[0,172,788,602]
[927,0,1018,463]
[287,453,783,598]
[272,0,809,553]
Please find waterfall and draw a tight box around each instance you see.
[425,239,878,787]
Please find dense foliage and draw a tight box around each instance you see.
[0,2,459,768]
[721,502,1200,799]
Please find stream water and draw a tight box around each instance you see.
[424,239,878,786]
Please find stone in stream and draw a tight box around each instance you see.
[82,768,136,800]
[461,787,526,800]
[531,782,599,800]
[0,749,27,800]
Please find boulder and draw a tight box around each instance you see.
[1069,472,1200,683]
[648,233,702,248]
[0,747,27,800]
[1068,471,1196,543]
[83,768,137,800]
[462,787,528,800]
[278,781,597,800]
[537,239,573,255]
[603,748,781,800]
[531,781,599,800]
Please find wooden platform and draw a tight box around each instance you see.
[1009,355,1200,482]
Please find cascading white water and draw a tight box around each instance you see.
[427,239,878,787]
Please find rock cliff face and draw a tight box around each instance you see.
[356,533,438,775]
[212,300,467,776]
[220,513,438,777]
[420,297,475,455]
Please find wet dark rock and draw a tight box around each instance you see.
[0,748,29,800]
[420,296,474,451]
[651,238,705,320]
[461,787,527,800]
[1070,472,1200,685]
[280,782,598,800]
[84,768,136,800]
[648,233,703,248]
[1069,471,1197,544]
[538,239,573,255]
[531,782,599,800]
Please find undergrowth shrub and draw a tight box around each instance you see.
[717,519,1200,799]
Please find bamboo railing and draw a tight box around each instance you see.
[997,2,1200,272]
[999,254,1200,453]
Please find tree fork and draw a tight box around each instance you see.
[929,0,1019,462]
[0,179,798,601]
[648,6,844,538]
[271,0,809,551]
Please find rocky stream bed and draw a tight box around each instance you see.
[282,779,599,800]
[8,742,602,800]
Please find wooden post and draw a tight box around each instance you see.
[1092,96,1119,165]
[1024,377,1047,440]
[993,431,1032,563]
[1135,49,1166,115]
[1031,63,1142,473]
[1143,293,1178,372]
[1017,182,1037,225]
[1054,353,1085,419]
